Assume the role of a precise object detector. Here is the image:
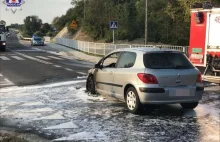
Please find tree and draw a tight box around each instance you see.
[23,16,42,36]
[60,0,220,45]
[34,31,43,37]
[52,16,60,26]
[41,23,51,34]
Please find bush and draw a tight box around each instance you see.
[46,31,54,37]
[34,31,44,37]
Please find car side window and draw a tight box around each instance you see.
[116,52,136,68]
[101,52,120,68]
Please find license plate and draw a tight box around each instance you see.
[190,54,203,59]
[175,89,190,96]
[169,89,191,96]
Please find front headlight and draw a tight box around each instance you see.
[2,42,6,45]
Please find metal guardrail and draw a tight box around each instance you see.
[56,38,188,56]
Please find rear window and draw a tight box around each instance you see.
[143,52,194,69]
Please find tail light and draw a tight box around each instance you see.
[137,73,158,84]
[196,72,202,83]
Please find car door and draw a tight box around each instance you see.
[113,51,137,100]
[95,52,121,95]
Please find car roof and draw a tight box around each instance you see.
[112,47,183,54]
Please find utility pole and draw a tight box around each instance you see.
[145,0,148,45]
[84,0,85,19]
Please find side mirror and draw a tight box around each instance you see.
[6,27,9,32]
[95,64,102,69]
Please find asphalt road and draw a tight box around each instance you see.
[0,34,94,88]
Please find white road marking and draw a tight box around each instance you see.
[2,78,14,85]
[0,56,10,60]
[44,121,78,130]
[0,74,3,77]
[77,72,87,75]
[10,51,53,65]
[65,68,73,71]
[48,56,63,60]
[53,65,62,68]
[36,56,51,60]
[11,56,25,60]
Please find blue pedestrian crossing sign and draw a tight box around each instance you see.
[110,21,118,30]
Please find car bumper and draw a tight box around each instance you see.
[32,42,44,45]
[135,85,204,104]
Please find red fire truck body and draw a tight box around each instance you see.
[188,3,220,83]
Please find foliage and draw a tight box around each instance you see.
[23,16,42,37]
[54,0,220,45]
[22,16,54,37]
[41,23,52,34]
[34,31,44,37]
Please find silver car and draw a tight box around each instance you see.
[86,47,204,114]
[31,37,44,46]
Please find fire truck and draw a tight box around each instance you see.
[188,2,220,84]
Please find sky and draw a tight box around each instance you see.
[0,0,73,25]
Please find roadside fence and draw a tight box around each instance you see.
[56,38,188,56]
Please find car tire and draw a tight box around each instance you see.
[1,47,6,52]
[180,102,199,109]
[86,75,96,94]
[125,87,142,114]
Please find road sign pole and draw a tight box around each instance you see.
[113,29,115,44]
[145,0,148,45]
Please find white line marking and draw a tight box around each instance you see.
[48,56,63,60]
[0,56,10,60]
[65,68,73,71]
[0,83,14,86]
[53,65,62,68]
[11,56,25,60]
[10,51,53,65]
[3,78,14,85]
[13,50,40,52]
[0,74,3,77]
[77,72,87,75]
[36,56,51,60]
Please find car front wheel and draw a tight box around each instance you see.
[86,75,96,94]
[126,87,142,114]
[180,102,199,109]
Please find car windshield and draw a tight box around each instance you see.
[143,52,194,69]
[0,25,6,33]
[34,37,42,41]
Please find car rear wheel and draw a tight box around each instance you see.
[86,76,96,94]
[180,102,199,109]
[126,87,142,114]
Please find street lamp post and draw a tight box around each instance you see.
[145,0,148,45]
